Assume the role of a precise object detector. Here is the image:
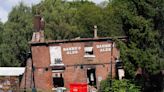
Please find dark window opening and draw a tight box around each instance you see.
[54,58,62,64]
[85,50,93,55]
[53,73,64,87]
[84,47,95,58]
[87,68,96,86]
[84,42,94,56]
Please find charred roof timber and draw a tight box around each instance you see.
[29,36,127,46]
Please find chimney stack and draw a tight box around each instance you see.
[32,15,45,42]
[94,25,97,38]
[34,15,45,32]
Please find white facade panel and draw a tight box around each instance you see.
[49,46,62,64]
[118,69,125,80]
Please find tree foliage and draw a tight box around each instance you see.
[33,0,104,39]
[113,0,163,91]
[0,3,33,66]
[100,77,140,92]
[106,0,163,77]
[34,0,79,40]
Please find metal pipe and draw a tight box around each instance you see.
[110,41,113,91]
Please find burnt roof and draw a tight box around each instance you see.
[29,36,127,46]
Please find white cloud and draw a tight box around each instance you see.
[94,0,106,4]
[0,0,41,23]
[0,7,8,23]
[22,0,41,7]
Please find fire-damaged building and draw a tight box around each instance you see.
[20,15,126,91]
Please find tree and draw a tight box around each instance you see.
[73,1,103,38]
[33,0,80,40]
[105,0,160,76]
[100,77,140,92]
[110,0,163,91]
[154,0,164,70]
[0,3,33,66]
[0,22,4,66]
[99,1,125,37]
[33,0,106,39]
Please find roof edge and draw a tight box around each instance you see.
[29,36,127,46]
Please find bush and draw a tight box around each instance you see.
[100,77,140,92]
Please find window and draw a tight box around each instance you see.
[52,73,64,87]
[49,46,63,66]
[84,47,95,57]
[54,58,62,64]
[87,68,96,86]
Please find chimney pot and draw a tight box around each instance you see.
[94,25,97,38]
[34,15,42,32]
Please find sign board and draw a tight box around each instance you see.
[96,44,112,52]
[63,47,81,55]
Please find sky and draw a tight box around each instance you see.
[0,0,104,23]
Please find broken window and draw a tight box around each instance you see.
[84,47,95,57]
[85,47,93,54]
[84,42,95,57]
[52,73,64,87]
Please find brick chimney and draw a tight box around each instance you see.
[94,25,97,38]
[32,15,45,42]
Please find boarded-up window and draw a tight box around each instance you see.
[49,46,62,65]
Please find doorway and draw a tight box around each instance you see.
[52,73,64,87]
[87,68,96,86]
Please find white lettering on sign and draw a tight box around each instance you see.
[96,44,111,52]
[96,44,111,48]
[63,47,81,54]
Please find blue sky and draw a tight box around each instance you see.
[0,0,105,23]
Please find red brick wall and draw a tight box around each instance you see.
[62,43,84,65]
[30,41,120,90]
[31,46,53,90]
[20,58,33,89]
[60,41,119,89]
[63,67,87,89]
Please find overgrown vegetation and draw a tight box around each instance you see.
[100,77,140,92]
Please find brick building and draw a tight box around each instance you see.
[21,15,126,91]
[29,37,126,91]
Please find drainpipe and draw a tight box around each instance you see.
[30,48,37,92]
[111,42,113,78]
[110,41,113,91]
